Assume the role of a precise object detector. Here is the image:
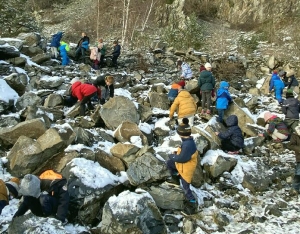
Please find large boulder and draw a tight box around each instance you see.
[95,149,126,174]
[0,38,23,50]
[0,46,20,60]
[38,75,64,89]
[147,182,186,210]
[0,118,47,147]
[149,92,170,110]
[8,125,75,177]
[62,158,124,225]
[114,121,148,145]
[15,92,42,111]
[100,96,139,130]
[126,152,170,186]
[99,189,167,234]
[4,73,28,96]
[110,142,140,166]
[202,150,238,178]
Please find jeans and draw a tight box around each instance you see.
[217,109,225,123]
[166,159,195,200]
[75,47,86,60]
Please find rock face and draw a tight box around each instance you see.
[0,118,47,147]
[100,190,167,234]
[100,96,140,130]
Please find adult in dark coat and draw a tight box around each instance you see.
[111,40,121,68]
[215,115,244,154]
[198,62,215,114]
[75,32,90,61]
[92,75,114,104]
[282,90,300,132]
[13,171,69,224]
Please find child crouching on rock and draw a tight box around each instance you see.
[166,118,198,211]
[258,111,290,142]
[215,115,244,154]
[286,126,300,193]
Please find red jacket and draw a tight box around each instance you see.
[71,81,100,101]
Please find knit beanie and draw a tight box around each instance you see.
[204,62,212,69]
[200,65,206,72]
[177,118,191,136]
[5,177,20,198]
[286,89,294,98]
[19,174,41,198]
[177,80,186,88]
[264,111,275,122]
[295,126,300,136]
[70,77,80,84]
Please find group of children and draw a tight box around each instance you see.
[50,32,121,68]
[0,170,69,225]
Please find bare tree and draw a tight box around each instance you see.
[121,0,131,46]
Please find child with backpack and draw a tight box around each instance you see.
[166,118,198,212]
[216,81,232,123]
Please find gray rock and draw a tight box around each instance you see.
[100,190,167,234]
[31,53,51,64]
[114,121,148,145]
[203,155,238,178]
[0,46,20,59]
[110,142,140,166]
[73,127,94,146]
[39,75,64,89]
[15,92,41,111]
[0,38,23,50]
[147,182,186,210]
[43,94,64,107]
[126,152,169,186]
[100,96,139,130]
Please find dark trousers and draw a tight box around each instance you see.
[166,159,195,200]
[217,109,225,123]
[0,200,7,215]
[39,194,58,216]
[64,95,78,107]
[75,47,86,60]
[112,55,119,67]
[80,93,96,116]
[201,91,212,111]
[99,54,105,67]
[221,139,240,152]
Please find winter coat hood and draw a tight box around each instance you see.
[220,81,229,89]
[226,115,238,127]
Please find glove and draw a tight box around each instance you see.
[211,89,215,98]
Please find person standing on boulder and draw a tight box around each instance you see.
[92,75,114,104]
[269,70,285,105]
[169,87,197,126]
[75,32,90,61]
[0,177,20,214]
[13,170,69,225]
[282,90,300,132]
[215,115,244,154]
[166,118,198,212]
[177,59,193,80]
[50,31,63,59]
[216,81,232,123]
[198,62,216,115]
[111,40,121,69]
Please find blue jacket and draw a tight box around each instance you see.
[216,81,232,110]
[218,115,244,148]
[269,74,285,91]
[169,137,197,163]
[50,32,63,48]
[81,41,89,50]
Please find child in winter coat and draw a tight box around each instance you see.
[98,38,106,68]
[0,177,20,214]
[90,46,100,70]
[269,70,285,104]
[286,126,300,192]
[167,80,186,103]
[59,41,70,66]
[50,31,63,59]
[70,81,101,116]
[282,90,300,132]
[258,111,290,142]
[216,81,232,123]
[215,115,244,154]
[13,170,69,224]
[177,60,193,80]
[111,40,121,68]
[92,75,115,104]
[166,118,198,209]
[75,32,90,61]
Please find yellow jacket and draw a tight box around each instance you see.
[175,148,198,183]
[169,90,197,119]
[0,179,9,204]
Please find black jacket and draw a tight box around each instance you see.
[40,178,69,222]
[93,75,114,97]
[77,36,90,48]
[282,97,300,119]
[112,44,121,57]
[13,196,44,218]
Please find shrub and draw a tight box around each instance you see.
[238,35,259,54]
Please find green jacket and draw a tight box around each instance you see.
[198,70,215,91]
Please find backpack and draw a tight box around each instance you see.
[100,44,106,55]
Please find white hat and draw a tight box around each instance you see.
[295,126,300,136]
[70,77,80,85]
[204,62,212,69]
